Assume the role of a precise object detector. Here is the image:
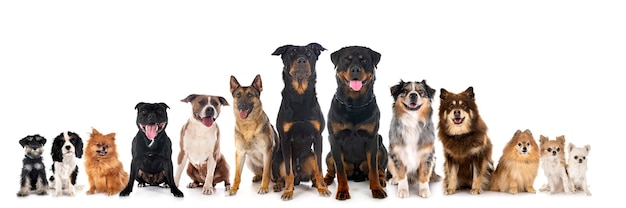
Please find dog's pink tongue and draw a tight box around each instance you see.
[239,109,249,119]
[202,117,214,127]
[145,124,158,140]
[350,80,363,91]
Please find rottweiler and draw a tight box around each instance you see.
[270,43,332,200]
[324,46,388,200]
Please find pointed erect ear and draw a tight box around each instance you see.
[135,102,147,110]
[556,135,565,144]
[440,88,449,100]
[218,96,229,106]
[539,135,548,144]
[307,43,326,57]
[584,144,591,152]
[181,94,198,103]
[107,132,116,140]
[230,75,240,93]
[272,45,292,56]
[569,142,575,152]
[252,74,263,93]
[523,129,532,137]
[514,129,522,137]
[464,86,475,100]
[91,128,101,135]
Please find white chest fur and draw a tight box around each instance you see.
[397,111,425,171]
[183,118,218,166]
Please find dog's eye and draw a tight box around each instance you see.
[342,58,349,65]
[517,143,522,147]
[547,148,552,152]
[448,103,454,108]
[306,52,312,57]
[361,58,368,64]
[236,93,241,98]
[141,110,147,114]
[461,103,467,109]
[199,100,207,105]
[290,52,295,56]
[583,157,586,160]
[247,93,253,98]
[574,156,578,159]
[211,101,218,106]
[526,142,530,146]
[417,90,424,97]
[96,143,102,147]
[556,147,560,152]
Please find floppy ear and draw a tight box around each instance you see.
[252,74,263,93]
[272,45,292,56]
[181,94,198,103]
[440,88,449,100]
[330,48,343,67]
[369,48,382,68]
[19,136,29,147]
[464,86,475,100]
[51,134,64,162]
[135,102,146,110]
[218,96,229,106]
[158,102,170,110]
[389,80,404,100]
[422,80,436,99]
[75,135,84,158]
[569,142,575,152]
[230,75,241,93]
[307,42,326,57]
[584,144,591,152]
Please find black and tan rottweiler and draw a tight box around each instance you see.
[270,43,332,201]
[324,46,388,200]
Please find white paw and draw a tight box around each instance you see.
[397,188,409,198]
[202,186,215,195]
[418,188,431,198]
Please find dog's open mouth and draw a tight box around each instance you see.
[452,117,465,125]
[139,122,166,140]
[346,79,365,91]
[195,113,215,127]
[405,102,421,110]
[96,148,108,156]
[238,108,251,119]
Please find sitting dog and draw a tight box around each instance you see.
[270,43,331,200]
[324,46,388,200]
[438,87,494,195]
[567,142,591,196]
[175,94,231,195]
[17,134,49,197]
[489,129,540,194]
[227,74,280,196]
[386,80,441,198]
[119,102,184,197]
[538,135,572,194]
[50,131,84,197]
[84,128,129,195]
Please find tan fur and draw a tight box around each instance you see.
[84,128,129,195]
[437,87,494,195]
[227,74,278,196]
[489,129,540,194]
[539,135,572,194]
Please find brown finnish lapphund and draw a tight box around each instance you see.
[438,86,494,195]
[227,74,280,196]
[270,43,332,200]
[324,46,388,200]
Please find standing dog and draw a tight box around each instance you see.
[538,135,572,194]
[387,80,441,198]
[17,134,49,197]
[270,43,331,200]
[119,102,184,197]
[324,46,388,200]
[489,129,540,194]
[567,142,591,196]
[228,74,279,196]
[50,131,84,196]
[438,87,494,195]
[84,128,129,195]
[175,94,231,195]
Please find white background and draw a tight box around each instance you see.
[1,0,622,207]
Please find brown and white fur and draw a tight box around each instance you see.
[539,135,572,194]
[175,94,231,195]
[489,129,540,194]
[387,80,441,198]
[567,142,591,196]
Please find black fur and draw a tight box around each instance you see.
[119,102,183,197]
[17,135,49,197]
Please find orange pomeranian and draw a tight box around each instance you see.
[84,128,129,195]
[489,129,540,194]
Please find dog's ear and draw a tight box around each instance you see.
[158,102,170,110]
[107,132,117,141]
[230,75,241,93]
[569,142,575,152]
[51,134,64,162]
[390,80,403,100]
[368,48,382,68]
[330,48,344,67]
[464,86,475,100]
[422,80,436,99]
[307,43,326,57]
[252,74,263,93]
[556,135,565,145]
[91,128,101,136]
[181,94,198,103]
[523,129,533,137]
[272,45,292,56]
[584,144,591,152]
[74,134,84,159]
[218,96,229,106]
[19,136,29,147]
[539,135,548,145]
[514,129,522,137]
[440,88,449,100]
[135,102,147,110]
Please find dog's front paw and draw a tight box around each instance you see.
[171,188,184,197]
[469,188,483,195]
[281,190,294,201]
[36,188,48,196]
[54,190,63,197]
[526,186,536,194]
[272,184,283,192]
[335,190,351,200]
[444,189,456,195]
[371,188,387,199]
[418,187,431,198]
[119,189,131,197]
[397,188,409,198]
[585,190,592,196]
[318,187,332,197]
[226,188,238,196]
[508,187,518,194]
[257,186,269,194]
[202,186,215,195]
[16,190,29,197]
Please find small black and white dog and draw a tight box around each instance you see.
[50,131,84,196]
[17,134,49,197]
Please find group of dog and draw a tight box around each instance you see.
[17,43,591,200]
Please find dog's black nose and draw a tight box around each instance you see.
[297,57,307,64]
[453,110,461,117]
[65,145,71,150]
[579,159,583,163]
[205,107,214,116]
[350,65,361,73]
[409,93,418,99]
[522,147,528,153]
[552,151,557,156]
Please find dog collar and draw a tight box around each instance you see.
[334,94,376,109]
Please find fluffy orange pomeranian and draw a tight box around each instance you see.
[489,129,540,194]
[84,128,129,195]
